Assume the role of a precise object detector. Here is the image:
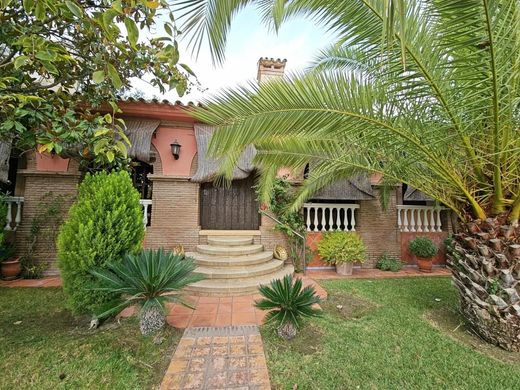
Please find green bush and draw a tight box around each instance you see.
[409,237,438,258]
[376,254,403,272]
[57,171,144,314]
[317,231,366,265]
[255,274,322,340]
[91,249,204,335]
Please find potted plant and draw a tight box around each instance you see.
[317,231,366,275]
[1,242,21,280]
[408,237,438,273]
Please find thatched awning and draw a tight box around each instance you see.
[404,186,432,201]
[0,137,13,184]
[312,175,375,201]
[124,118,160,163]
[191,124,256,182]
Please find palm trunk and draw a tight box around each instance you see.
[448,216,520,352]
[139,304,166,336]
[277,322,298,340]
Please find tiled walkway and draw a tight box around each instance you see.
[160,326,270,390]
[307,266,450,279]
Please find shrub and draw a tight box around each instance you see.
[57,171,144,314]
[91,249,204,335]
[317,231,366,265]
[255,274,322,340]
[409,237,438,258]
[376,254,402,272]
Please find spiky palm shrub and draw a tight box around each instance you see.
[255,274,322,340]
[57,171,144,314]
[180,0,520,351]
[91,248,204,336]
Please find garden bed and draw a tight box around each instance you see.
[261,278,520,389]
[0,288,181,389]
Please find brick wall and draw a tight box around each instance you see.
[357,187,401,267]
[143,176,201,251]
[14,153,81,275]
[259,213,289,252]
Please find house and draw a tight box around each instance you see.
[1,58,450,294]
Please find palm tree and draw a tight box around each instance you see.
[179,1,520,351]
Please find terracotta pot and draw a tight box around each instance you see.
[416,256,433,273]
[1,257,22,280]
[335,262,353,276]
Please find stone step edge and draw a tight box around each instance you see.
[186,252,274,267]
[194,260,284,279]
[196,244,264,256]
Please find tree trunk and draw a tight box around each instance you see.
[139,304,165,336]
[449,216,520,352]
[277,322,298,340]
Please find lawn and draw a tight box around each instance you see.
[0,288,181,390]
[261,277,520,390]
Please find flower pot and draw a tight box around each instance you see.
[1,257,21,280]
[335,262,353,276]
[416,256,433,273]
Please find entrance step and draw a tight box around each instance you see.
[196,244,263,256]
[187,251,273,267]
[185,265,295,296]
[207,236,254,246]
[195,259,284,279]
[186,235,293,296]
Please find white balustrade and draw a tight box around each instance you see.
[397,205,444,232]
[139,199,152,229]
[303,203,360,232]
[4,196,24,231]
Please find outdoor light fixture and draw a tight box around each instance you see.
[170,139,181,160]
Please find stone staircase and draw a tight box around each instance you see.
[185,236,294,296]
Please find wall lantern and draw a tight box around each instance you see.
[170,139,181,160]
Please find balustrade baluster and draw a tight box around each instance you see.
[4,202,12,231]
[435,209,442,232]
[320,207,326,231]
[313,207,319,232]
[416,208,423,232]
[306,207,311,231]
[350,207,357,231]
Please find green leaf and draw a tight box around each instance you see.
[34,1,45,20]
[103,113,112,123]
[35,51,56,61]
[92,70,105,84]
[42,61,59,75]
[106,150,115,163]
[176,82,186,97]
[164,23,173,37]
[124,17,139,49]
[95,128,110,137]
[107,64,122,89]
[179,63,195,77]
[143,0,159,9]
[22,0,34,11]
[13,55,29,69]
[108,101,122,114]
[65,1,83,18]
[102,9,120,31]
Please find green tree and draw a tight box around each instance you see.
[182,1,520,351]
[0,0,196,169]
[57,171,144,314]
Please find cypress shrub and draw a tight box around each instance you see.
[57,171,144,314]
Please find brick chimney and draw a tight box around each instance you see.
[256,57,287,84]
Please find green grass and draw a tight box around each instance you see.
[0,288,182,390]
[261,278,520,390]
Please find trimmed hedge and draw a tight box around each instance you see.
[57,171,144,314]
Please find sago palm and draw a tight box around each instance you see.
[255,274,322,339]
[180,1,520,351]
[90,248,203,335]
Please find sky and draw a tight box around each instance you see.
[132,5,336,103]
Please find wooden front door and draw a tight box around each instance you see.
[200,176,260,230]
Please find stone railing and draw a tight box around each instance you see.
[303,203,360,232]
[4,196,24,231]
[397,205,445,232]
[140,199,152,229]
